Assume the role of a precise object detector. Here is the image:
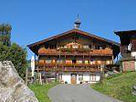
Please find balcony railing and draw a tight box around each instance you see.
[37,63,105,67]
[35,61,107,72]
[36,67,101,72]
[38,48,113,56]
[36,60,112,67]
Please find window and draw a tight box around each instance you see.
[106,60,111,65]
[95,45,102,49]
[97,60,101,64]
[77,60,82,64]
[99,47,103,49]
[89,45,92,49]
[57,59,63,64]
[45,60,51,63]
[72,59,76,63]
[90,60,96,64]
[83,45,89,49]
[73,45,78,48]
[90,74,96,82]
[90,59,94,65]
[90,61,93,65]
[85,60,89,64]
[78,74,83,81]
[66,60,72,64]
[64,46,67,48]
[52,59,56,63]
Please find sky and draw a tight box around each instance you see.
[0,0,136,59]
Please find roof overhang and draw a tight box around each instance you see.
[114,30,136,45]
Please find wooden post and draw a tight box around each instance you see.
[112,55,114,64]
[39,73,42,85]
[100,64,104,83]
[37,55,40,84]
[44,60,46,83]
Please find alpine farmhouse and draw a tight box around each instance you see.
[28,20,120,84]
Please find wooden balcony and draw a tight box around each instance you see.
[38,48,113,56]
[35,61,105,72]
[37,60,112,67]
[36,67,101,72]
[37,63,104,67]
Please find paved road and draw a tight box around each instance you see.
[48,84,122,102]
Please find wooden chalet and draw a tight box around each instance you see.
[115,30,136,71]
[28,20,120,84]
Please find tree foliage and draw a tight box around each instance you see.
[0,43,27,79]
[0,24,11,46]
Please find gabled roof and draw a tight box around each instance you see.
[28,29,120,48]
[28,29,120,58]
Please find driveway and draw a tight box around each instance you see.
[48,84,122,102]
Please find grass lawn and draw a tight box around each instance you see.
[29,82,59,102]
[91,72,136,102]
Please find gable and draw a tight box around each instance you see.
[28,29,120,58]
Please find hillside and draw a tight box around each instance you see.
[91,72,136,102]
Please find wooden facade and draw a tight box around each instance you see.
[115,30,136,71]
[28,29,120,73]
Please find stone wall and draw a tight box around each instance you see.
[0,61,38,102]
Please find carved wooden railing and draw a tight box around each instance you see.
[38,48,113,56]
[37,63,106,67]
[36,60,112,67]
[36,67,101,72]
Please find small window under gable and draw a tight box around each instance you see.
[83,45,89,49]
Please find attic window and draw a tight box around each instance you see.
[83,45,89,49]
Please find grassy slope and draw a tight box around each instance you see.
[91,72,136,102]
[29,82,59,102]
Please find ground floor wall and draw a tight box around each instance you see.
[122,60,136,71]
[122,51,136,71]
[58,72,101,84]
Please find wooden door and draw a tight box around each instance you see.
[71,74,77,84]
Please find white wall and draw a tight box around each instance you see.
[95,74,101,81]
[83,73,90,82]
[60,72,101,84]
[131,52,136,57]
[78,73,101,84]
[62,73,71,84]
[135,61,136,71]
[77,74,80,84]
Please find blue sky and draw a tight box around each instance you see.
[0,0,136,59]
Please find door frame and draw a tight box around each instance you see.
[71,73,77,84]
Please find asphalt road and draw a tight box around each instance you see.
[48,84,122,102]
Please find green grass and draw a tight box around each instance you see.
[29,82,59,102]
[91,72,136,102]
